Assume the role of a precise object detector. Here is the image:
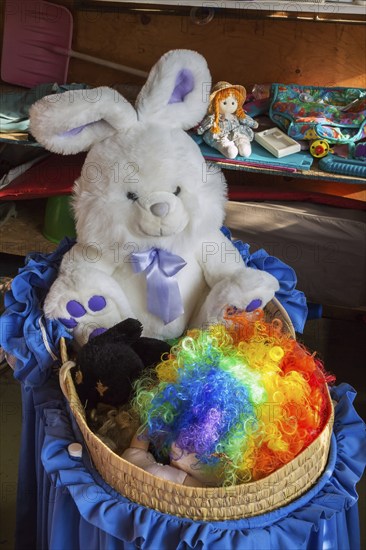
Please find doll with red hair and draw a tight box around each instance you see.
[197,81,258,158]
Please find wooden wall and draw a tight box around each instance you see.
[2,0,361,90]
[0,0,365,201]
[71,8,366,90]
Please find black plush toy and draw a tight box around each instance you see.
[73,318,171,409]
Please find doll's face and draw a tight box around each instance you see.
[219,94,238,116]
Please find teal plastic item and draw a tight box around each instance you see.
[319,155,366,178]
[43,195,76,244]
[197,140,313,171]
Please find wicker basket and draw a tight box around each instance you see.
[59,299,334,522]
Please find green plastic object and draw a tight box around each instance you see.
[43,195,76,244]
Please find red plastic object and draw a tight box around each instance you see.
[228,186,366,211]
[0,153,85,200]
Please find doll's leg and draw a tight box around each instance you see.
[122,439,189,485]
[215,137,238,159]
[129,429,150,451]
[236,137,252,158]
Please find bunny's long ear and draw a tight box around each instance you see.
[135,50,211,130]
[29,87,137,155]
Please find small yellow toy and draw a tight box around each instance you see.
[304,129,331,158]
[310,139,331,158]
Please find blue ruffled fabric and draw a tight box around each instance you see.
[0,239,73,387]
[15,380,365,550]
[221,226,308,333]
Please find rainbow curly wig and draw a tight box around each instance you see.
[133,310,334,486]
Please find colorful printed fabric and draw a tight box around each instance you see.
[269,84,366,144]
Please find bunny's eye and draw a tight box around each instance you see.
[127,192,138,201]
[174,186,181,196]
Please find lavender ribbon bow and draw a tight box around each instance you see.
[131,248,187,325]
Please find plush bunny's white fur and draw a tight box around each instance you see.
[30,50,279,344]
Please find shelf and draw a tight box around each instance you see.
[0,150,364,208]
[85,0,366,16]
[197,138,366,185]
[215,157,366,185]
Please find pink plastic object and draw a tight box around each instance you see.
[251,84,271,101]
[1,0,73,88]
[1,0,148,88]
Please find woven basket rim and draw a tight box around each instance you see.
[61,367,333,519]
[59,300,333,521]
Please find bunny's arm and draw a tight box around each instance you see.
[43,242,134,345]
[198,231,248,286]
[194,230,279,324]
[60,242,118,277]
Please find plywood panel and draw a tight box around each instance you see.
[58,6,366,90]
[1,2,364,89]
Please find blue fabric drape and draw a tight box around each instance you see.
[0,240,73,387]
[15,380,366,550]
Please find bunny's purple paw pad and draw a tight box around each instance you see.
[59,295,107,329]
[245,299,262,312]
[88,327,108,340]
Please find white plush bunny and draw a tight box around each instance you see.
[30,50,278,345]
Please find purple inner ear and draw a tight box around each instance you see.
[168,69,195,104]
[58,121,97,137]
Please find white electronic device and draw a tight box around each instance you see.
[255,128,301,158]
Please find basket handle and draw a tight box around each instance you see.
[59,360,76,400]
